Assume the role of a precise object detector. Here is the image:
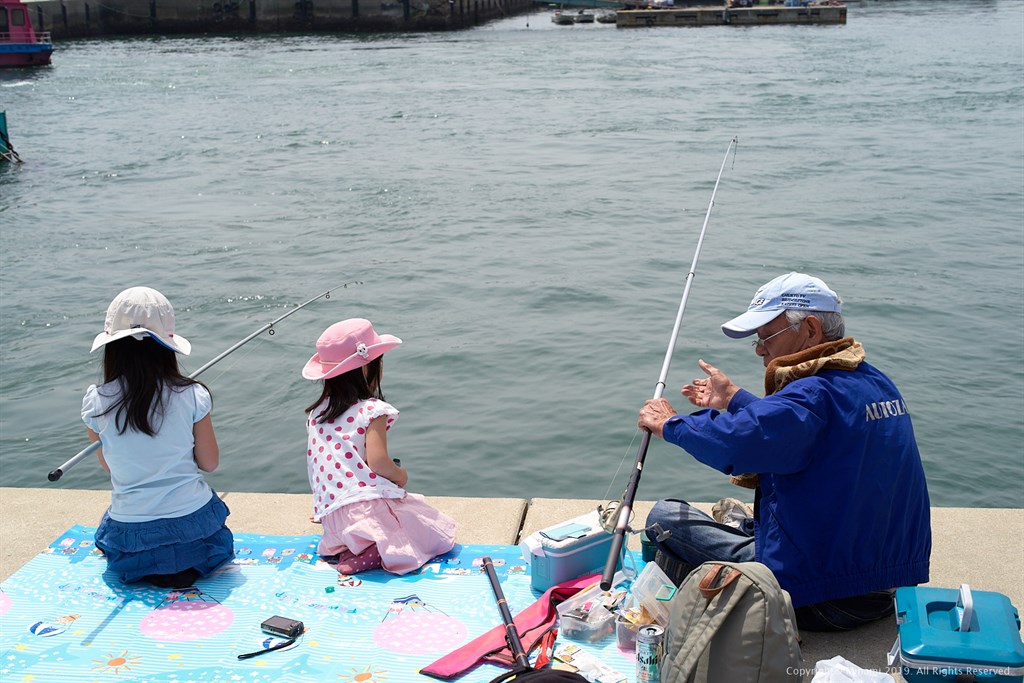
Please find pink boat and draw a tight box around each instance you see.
[1,0,53,67]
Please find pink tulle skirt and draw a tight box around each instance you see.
[318,493,456,575]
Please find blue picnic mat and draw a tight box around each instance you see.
[0,526,642,682]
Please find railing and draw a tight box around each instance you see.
[0,31,52,44]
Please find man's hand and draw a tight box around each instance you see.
[680,359,740,410]
[638,398,678,439]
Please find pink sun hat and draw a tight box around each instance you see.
[302,318,402,381]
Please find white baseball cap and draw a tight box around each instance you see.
[721,272,842,339]
[90,286,191,354]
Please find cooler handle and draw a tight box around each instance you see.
[886,635,901,667]
[956,583,974,633]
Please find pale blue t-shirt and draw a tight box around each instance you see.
[82,380,213,523]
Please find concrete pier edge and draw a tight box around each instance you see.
[3,487,1022,682]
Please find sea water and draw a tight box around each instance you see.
[1,0,1022,507]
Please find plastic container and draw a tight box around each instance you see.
[521,511,615,592]
[556,572,627,643]
[615,615,644,650]
[888,584,1024,682]
[627,561,676,627]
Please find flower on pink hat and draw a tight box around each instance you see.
[302,318,401,381]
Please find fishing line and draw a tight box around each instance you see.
[597,137,738,591]
[195,334,267,387]
[600,428,641,505]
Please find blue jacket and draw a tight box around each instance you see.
[662,361,931,607]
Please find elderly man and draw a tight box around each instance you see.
[639,272,931,632]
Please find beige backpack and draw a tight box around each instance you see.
[660,561,803,683]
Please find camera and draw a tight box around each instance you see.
[260,615,304,639]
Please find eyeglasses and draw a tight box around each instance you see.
[751,323,799,348]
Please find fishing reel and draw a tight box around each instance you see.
[596,500,633,534]
[599,499,664,540]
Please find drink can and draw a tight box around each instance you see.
[636,624,664,683]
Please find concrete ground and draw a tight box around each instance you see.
[3,487,1022,682]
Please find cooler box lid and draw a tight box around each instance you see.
[893,585,1024,670]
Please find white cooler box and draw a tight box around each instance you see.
[521,510,615,592]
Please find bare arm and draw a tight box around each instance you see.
[364,417,408,488]
[86,427,109,473]
[193,414,220,472]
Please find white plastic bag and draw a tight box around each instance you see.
[810,656,895,683]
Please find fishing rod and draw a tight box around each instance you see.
[481,556,533,682]
[47,284,355,482]
[598,137,737,591]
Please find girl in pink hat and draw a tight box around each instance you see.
[302,318,456,575]
[83,287,234,588]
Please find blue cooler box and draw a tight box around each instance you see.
[888,584,1024,683]
[520,511,614,592]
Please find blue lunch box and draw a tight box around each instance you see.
[888,584,1024,683]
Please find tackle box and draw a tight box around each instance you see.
[887,584,1024,683]
[520,510,615,592]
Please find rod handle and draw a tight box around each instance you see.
[600,531,624,591]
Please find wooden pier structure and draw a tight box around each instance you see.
[616,3,846,27]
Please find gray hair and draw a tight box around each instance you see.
[785,309,846,341]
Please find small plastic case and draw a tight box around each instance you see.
[626,561,676,627]
[556,572,627,643]
[615,615,642,650]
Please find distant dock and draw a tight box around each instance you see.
[616,3,846,27]
[24,0,533,36]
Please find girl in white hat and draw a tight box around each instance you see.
[82,287,234,588]
[302,318,456,575]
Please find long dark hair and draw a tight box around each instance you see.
[97,336,206,436]
[306,357,384,424]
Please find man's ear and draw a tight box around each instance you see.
[803,315,827,344]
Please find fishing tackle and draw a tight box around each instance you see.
[598,138,738,591]
[481,555,533,682]
[47,283,357,482]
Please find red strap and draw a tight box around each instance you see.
[533,628,558,669]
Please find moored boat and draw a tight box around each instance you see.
[0,0,53,67]
[573,9,595,22]
[1,111,23,162]
[551,9,575,24]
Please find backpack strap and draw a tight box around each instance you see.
[697,564,741,600]
[675,564,753,681]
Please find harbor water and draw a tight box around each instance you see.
[1,0,1022,508]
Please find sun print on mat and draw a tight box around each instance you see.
[92,650,142,674]
[139,586,234,641]
[373,594,467,654]
[339,664,388,682]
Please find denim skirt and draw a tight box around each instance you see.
[94,491,234,583]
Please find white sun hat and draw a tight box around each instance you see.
[90,286,191,355]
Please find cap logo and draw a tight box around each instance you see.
[752,298,766,306]
[355,342,369,359]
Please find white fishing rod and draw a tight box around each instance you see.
[598,137,737,591]
[47,283,356,482]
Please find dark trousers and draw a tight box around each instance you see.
[645,498,894,632]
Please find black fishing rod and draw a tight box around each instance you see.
[481,556,533,682]
[598,138,737,591]
[47,284,355,482]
